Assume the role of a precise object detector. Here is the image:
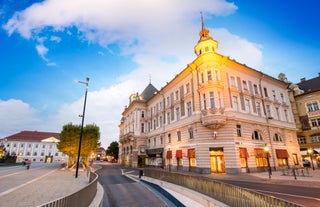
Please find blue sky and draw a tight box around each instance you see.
[1,0,319,148]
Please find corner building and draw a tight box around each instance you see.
[119,24,301,174]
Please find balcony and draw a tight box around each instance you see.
[119,132,134,143]
[201,108,227,129]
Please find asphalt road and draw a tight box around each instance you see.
[96,163,168,207]
[212,177,320,207]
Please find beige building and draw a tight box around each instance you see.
[119,23,301,174]
[287,74,320,168]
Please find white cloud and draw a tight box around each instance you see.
[213,28,263,69]
[2,0,264,147]
[35,43,49,60]
[0,99,43,138]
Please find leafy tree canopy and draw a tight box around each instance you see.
[58,123,101,167]
[106,141,119,160]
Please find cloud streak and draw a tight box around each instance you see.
[1,0,265,147]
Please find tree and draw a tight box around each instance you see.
[106,141,119,161]
[58,123,101,167]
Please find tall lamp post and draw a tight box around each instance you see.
[75,77,90,178]
[264,145,272,179]
[307,148,315,171]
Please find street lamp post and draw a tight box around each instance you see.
[168,145,171,172]
[264,145,272,179]
[75,77,90,178]
[307,148,315,171]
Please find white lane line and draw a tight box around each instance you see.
[256,189,320,202]
[0,169,58,197]
[0,165,48,179]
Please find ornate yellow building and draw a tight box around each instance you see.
[119,23,301,174]
[287,74,320,168]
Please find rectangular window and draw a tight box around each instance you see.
[186,83,190,94]
[307,102,319,112]
[177,131,181,141]
[284,109,289,122]
[233,96,239,112]
[188,127,194,139]
[244,99,251,113]
[253,84,259,94]
[141,123,144,133]
[159,116,163,127]
[264,87,268,97]
[187,101,192,116]
[141,111,145,118]
[280,93,285,103]
[154,137,156,146]
[266,105,272,118]
[175,91,179,100]
[207,71,212,81]
[242,80,248,91]
[275,107,280,120]
[272,90,276,100]
[230,76,236,87]
[210,92,215,108]
[168,134,171,143]
[201,73,204,83]
[203,94,207,110]
[256,102,262,117]
[176,107,180,121]
[236,124,242,137]
[166,97,170,106]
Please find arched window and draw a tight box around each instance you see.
[252,130,263,140]
[273,133,283,142]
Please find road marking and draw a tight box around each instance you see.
[0,169,58,197]
[0,165,47,180]
[256,189,320,202]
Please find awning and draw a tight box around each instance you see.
[254,148,269,158]
[166,150,172,159]
[187,148,196,158]
[239,148,249,158]
[276,149,289,158]
[176,150,182,158]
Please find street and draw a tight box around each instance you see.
[211,175,320,207]
[96,163,169,207]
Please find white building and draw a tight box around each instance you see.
[2,131,67,163]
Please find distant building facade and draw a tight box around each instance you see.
[288,74,320,167]
[119,23,301,174]
[2,131,67,163]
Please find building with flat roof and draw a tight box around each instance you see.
[119,21,301,174]
[1,131,67,163]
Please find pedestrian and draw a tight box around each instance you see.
[26,159,31,170]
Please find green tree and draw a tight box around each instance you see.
[106,141,119,161]
[58,123,101,167]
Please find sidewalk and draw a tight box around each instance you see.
[0,168,90,207]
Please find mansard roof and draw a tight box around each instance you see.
[139,83,158,102]
[5,131,60,142]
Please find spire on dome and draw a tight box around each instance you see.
[199,12,210,39]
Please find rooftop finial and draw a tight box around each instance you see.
[149,74,151,84]
[199,12,209,39]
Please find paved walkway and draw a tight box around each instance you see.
[0,167,90,207]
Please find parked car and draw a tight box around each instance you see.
[302,159,311,167]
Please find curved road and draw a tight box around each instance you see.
[96,163,168,207]
[212,177,320,207]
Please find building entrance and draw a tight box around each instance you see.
[209,148,225,173]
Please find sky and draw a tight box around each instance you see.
[1,0,319,148]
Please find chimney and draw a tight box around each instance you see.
[300,77,306,82]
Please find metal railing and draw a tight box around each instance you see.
[144,168,303,207]
[39,171,98,207]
